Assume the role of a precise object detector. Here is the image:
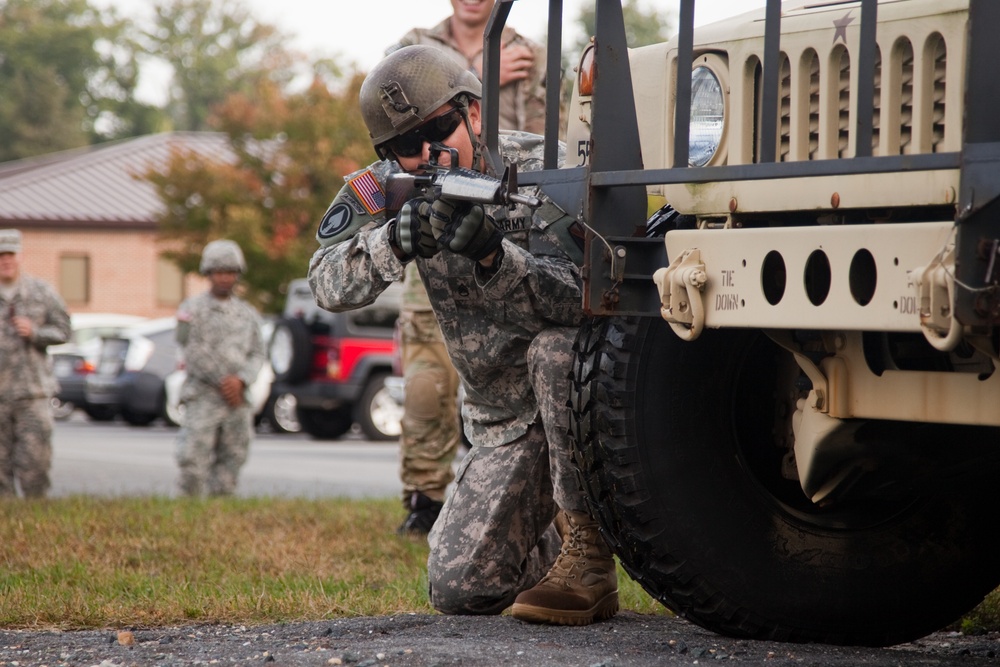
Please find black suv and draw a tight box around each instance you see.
[269,279,402,441]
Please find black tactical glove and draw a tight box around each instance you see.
[392,199,438,258]
[429,198,504,262]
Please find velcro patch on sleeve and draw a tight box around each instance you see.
[347,170,386,215]
[317,203,354,241]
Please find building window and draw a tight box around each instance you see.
[156,256,185,306]
[59,254,90,305]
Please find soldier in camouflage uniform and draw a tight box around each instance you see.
[387,0,547,135]
[308,45,619,626]
[175,240,265,497]
[0,229,71,498]
[388,0,546,535]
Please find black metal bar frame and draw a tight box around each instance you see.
[854,0,878,157]
[481,1,1000,322]
[672,0,693,169]
[759,0,782,163]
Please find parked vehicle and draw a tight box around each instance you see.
[508,0,1000,647]
[49,313,148,420]
[269,278,402,441]
[84,317,178,426]
[163,320,301,434]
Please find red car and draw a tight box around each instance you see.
[269,279,402,441]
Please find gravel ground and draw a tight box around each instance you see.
[1,613,998,667]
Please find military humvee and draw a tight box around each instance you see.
[483,0,1000,648]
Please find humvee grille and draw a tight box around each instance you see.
[770,30,946,162]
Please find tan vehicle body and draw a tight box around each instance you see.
[485,0,1000,648]
[565,0,996,499]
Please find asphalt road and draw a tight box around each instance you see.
[49,412,401,499]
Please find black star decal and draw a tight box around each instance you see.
[833,12,855,44]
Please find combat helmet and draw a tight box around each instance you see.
[360,45,482,159]
[199,239,246,275]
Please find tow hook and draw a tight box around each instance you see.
[653,248,708,341]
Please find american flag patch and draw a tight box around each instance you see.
[347,170,385,215]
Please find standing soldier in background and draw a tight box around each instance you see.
[175,240,264,497]
[395,261,461,534]
[389,0,548,535]
[0,229,71,498]
[387,0,547,135]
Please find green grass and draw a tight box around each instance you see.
[2,496,997,633]
[0,496,665,629]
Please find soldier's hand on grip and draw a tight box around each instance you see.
[394,199,438,258]
[429,198,504,262]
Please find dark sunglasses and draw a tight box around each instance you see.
[385,109,464,158]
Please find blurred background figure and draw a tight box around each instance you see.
[0,229,71,498]
[175,240,265,497]
[387,0,547,135]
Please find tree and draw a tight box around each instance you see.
[145,70,376,313]
[571,0,673,54]
[0,0,166,161]
[145,0,297,132]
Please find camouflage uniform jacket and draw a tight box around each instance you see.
[175,291,265,402]
[309,132,583,447]
[387,19,547,135]
[0,276,71,400]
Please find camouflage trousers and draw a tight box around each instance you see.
[427,327,587,614]
[399,310,461,504]
[175,392,253,497]
[0,397,53,498]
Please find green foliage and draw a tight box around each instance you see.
[0,0,302,161]
[571,0,673,55]
[146,71,377,313]
[0,0,93,159]
[957,588,1000,636]
[0,0,167,160]
[145,0,298,132]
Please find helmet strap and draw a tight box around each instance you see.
[453,95,485,172]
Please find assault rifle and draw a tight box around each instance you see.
[384,144,542,214]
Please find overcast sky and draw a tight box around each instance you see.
[95,0,767,103]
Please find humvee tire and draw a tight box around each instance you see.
[570,316,1000,647]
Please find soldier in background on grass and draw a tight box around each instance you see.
[0,229,71,498]
[389,0,548,536]
[175,240,265,497]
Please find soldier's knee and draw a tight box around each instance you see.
[427,553,514,616]
[404,371,443,421]
[428,581,508,616]
[527,328,575,377]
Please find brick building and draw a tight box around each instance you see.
[0,132,234,318]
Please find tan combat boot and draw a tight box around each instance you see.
[510,509,619,625]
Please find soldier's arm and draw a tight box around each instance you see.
[236,309,265,388]
[30,285,71,349]
[309,172,404,313]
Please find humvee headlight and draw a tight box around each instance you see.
[689,66,725,167]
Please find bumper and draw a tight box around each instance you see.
[273,379,363,411]
[85,371,164,415]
